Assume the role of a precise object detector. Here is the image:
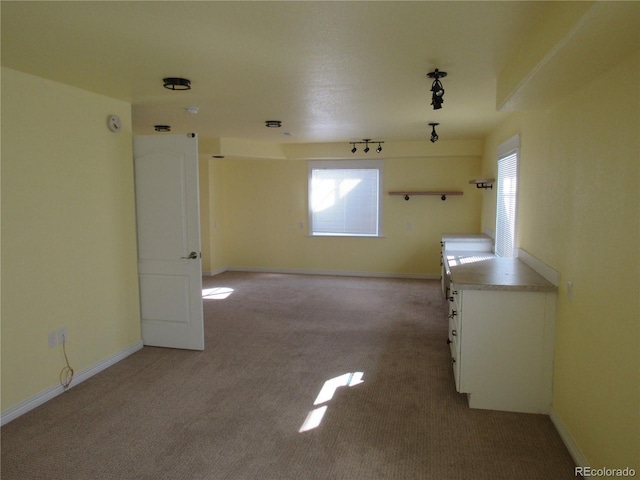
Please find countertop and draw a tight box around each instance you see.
[444,252,557,292]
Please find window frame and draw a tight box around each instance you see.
[494,135,520,258]
[307,160,384,238]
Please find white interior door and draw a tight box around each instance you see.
[133,133,204,350]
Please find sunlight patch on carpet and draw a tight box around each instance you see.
[299,372,364,433]
[202,287,234,300]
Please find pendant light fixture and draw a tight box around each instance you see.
[427,69,447,110]
[429,123,439,143]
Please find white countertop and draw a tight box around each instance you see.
[444,252,557,292]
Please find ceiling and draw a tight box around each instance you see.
[0,1,634,146]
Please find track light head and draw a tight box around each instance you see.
[427,69,447,110]
[429,123,439,143]
[348,139,384,154]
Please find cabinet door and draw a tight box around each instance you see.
[458,290,549,412]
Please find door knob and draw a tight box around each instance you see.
[181,251,198,259]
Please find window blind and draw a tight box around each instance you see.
[495,150,518,257]
[308,161,382,236]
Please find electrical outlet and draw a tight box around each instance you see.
[58,327,68,345]
[48,331,57,348]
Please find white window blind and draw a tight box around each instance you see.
[495,147,519,257]
[308,160,383,236]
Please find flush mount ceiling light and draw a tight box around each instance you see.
[154,125,171,132]
[427,69,447,110]
[349,139,385,154]
[163,77,191,90]
[265,120,282,128]
[429,123,440,143]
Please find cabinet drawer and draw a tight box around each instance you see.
[448,283,461,312]
[448,305,461,391]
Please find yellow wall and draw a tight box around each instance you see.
[1,68,141,412]
[481,53,639,471]
[205,154,483,277]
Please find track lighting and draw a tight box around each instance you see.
[348,139,385,154]
[163,77,191,90]
[427,69,447,110]
[429,123,439,143]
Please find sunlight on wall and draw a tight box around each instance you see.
[299,372,364,433]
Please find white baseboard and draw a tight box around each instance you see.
[224,266,438,280]
[549,406,590,472]
[203,267,227,276]
[0,340,144,426]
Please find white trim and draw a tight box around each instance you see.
[483,227,495,240]
[497,134,520,157]
[549,406,590,473]
[226,266,437,280]
[0,341,144,426]
[517,249,560,286]
[203,267,228,276]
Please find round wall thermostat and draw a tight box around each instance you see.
[107,114,122,132]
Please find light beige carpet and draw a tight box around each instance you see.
[1,272,578,479]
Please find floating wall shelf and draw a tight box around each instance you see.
[469,179,495,189]
[388,191,463,201]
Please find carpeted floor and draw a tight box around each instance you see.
[1,272,579,479]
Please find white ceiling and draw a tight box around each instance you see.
[0,1,632,145]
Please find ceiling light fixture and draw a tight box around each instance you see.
[163,77,191,91]
[349,139,385,154]
[265,120,282,128]
[429,123,439,143]
[427,69,447,110]
[154,125,171,132]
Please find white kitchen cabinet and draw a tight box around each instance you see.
[445,254,557,414]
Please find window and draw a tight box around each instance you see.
[308,160,383,237]
[495,136,519,257]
